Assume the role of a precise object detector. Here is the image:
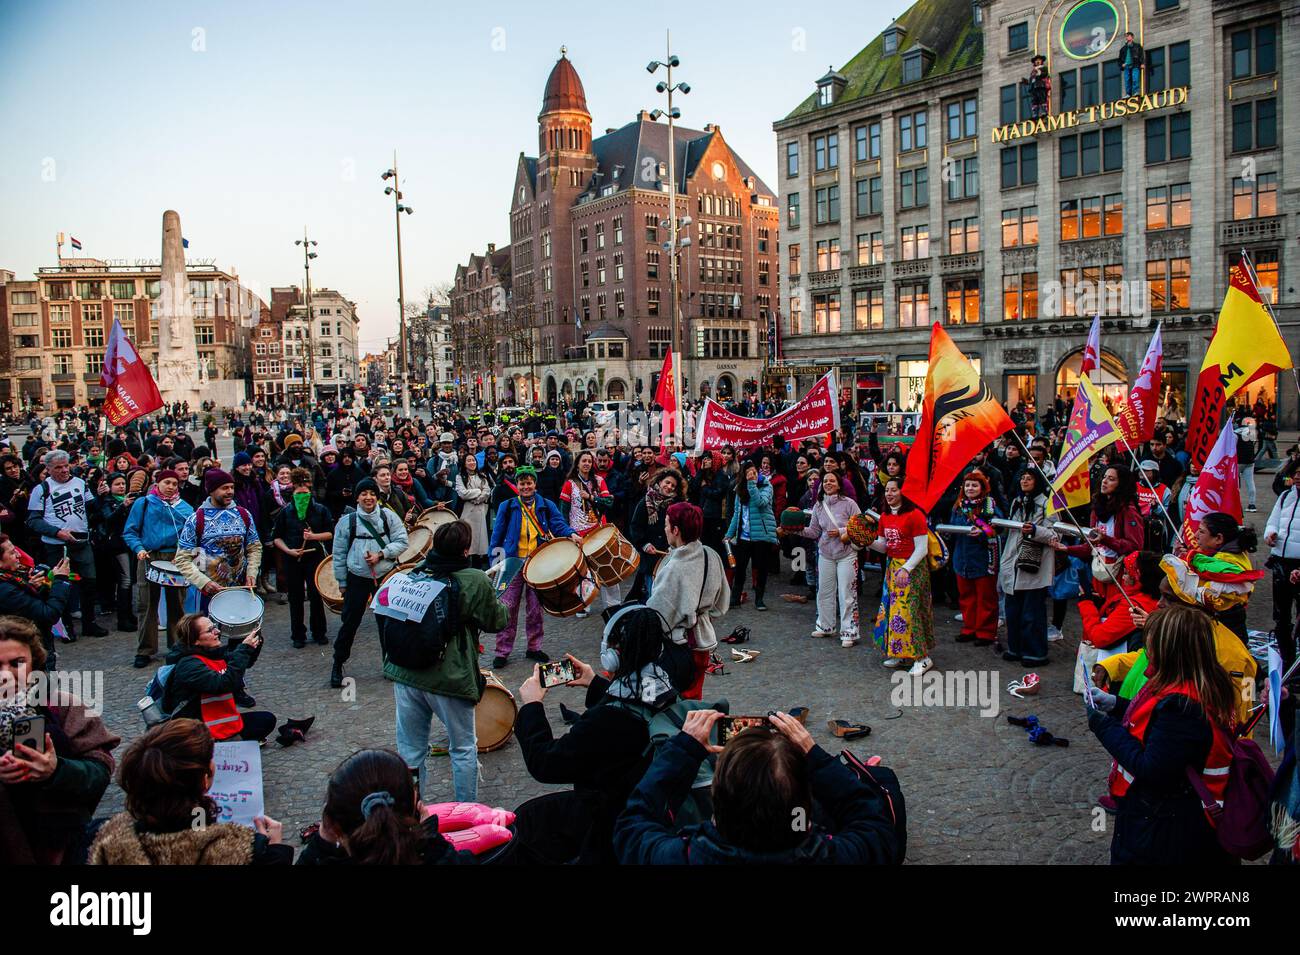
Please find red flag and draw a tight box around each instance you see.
[1180,420,1242,548]
[1079,315,1102,378]
[1114,323,1163,448]
[101,318,163,425]
[695,371,839,451]
[902,325,1014,513]
[654,349,677,446]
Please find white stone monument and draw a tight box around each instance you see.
[155,209,206,407]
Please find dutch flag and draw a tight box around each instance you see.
[70,236,82,251]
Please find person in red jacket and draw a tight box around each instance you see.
[1078,550,1161,654]
[1053,465,1144,605]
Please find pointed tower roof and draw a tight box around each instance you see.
[542,46,588,114]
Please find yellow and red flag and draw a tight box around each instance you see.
[1047,374,1123,516]
[1184,262,1293,470]
[902,324,1013,513]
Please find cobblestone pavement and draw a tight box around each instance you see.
[38,430,1289,863]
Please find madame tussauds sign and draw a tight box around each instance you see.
[991,86,1189,143]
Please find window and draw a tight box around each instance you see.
[854,121,881,162]
[1148,114,1192,162]
[813,293,841,334]
[53,354,73,374]
[76,280,103,299]
[946,97,977,141]
[1232,24,1277,80]
[647,288,660,317]
[700,327,750,359]
[195,325,215,345]
[645,213,658,243]
[815,238,841,271]
[1103,60,1122,102]
[541,232,551,259]
[1003,272,1038,321]
[109,280,135,299]
[49,327,70,349]
[902,52,923,84]
[9,291,36,305]
[814,185,839,223]
[1233,173,1278,220]
[899,169,928,209]
[596,257,606,284]
[898,110,927,152]
[1232,99,1277,152]
[856,231,884,266]
[948,217,980,254]
[1169,42,1190,88]
[789,244,801,276]
[786,142,799,177]
[47,281,71,300]
[1008,21,1028,52]
[1155,0,1178,9]
[595,222,605,249]
[542,265,553,291]
[817,83,833,108]
[854,288,884,330]
[1002,207,1039,248]
[855,177,882,216]
[83,326,104,349]
[1000,85,1019,125]
[11,312,38,328]
[898,283,930,327]
[789,295,803,335]
[947,156,978,200]
[945,278,981,325]
[813,132,838,170]
[1060,128,1121,178]
[1146,258,1191,312]
[1230,251,1279,304]
[613,216,623,245]
[787,193,800,229]
[85,353,103,376]
[1060,195,1122,241]
[900,226,930,260]
[614,252,625,281]
[1001,143,1037,188]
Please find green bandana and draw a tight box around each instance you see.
[514,465,538,480]
[293,491,312,520]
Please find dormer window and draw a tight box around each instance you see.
[816,67,847,108]
[818,83,833,107]
[882,22,907,56]
[902,44,935,84]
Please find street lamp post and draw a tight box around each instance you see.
[649,34,691,441]
[382,154,414,419]
[294,229,318,409]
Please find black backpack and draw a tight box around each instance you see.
[382,572,460,670]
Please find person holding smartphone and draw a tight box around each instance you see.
[25,449,106,638]
[162,613,276,742]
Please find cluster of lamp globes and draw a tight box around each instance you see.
[382,169,414,216]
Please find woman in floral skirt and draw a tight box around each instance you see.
[870,477,934,674]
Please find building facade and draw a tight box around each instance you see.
[774,0,1298,428]
[448,50,780,408]
[0,257,260,410]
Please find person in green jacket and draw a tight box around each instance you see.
[725,461,778,611]
[386,519,507,802]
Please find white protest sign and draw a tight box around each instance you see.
[208,740,265,827]
[371,572,445,622]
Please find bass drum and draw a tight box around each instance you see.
[522,538,598,617]
[316,557,343,614]
[579,525,639,586]
[475,670,517,753]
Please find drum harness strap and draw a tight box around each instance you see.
[517,496,549,547]
[350,509,394,581]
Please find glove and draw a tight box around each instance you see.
[1088,686,1117,714]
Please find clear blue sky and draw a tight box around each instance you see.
[0,0,899,353]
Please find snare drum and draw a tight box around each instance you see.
[522,538,598,617]
[416,507,457,536]
[316,557,344,613]
[579,525,640,586]
[396,524,434,570]
[145,559,189,589]
[208,588,265,640]
[475,669,517,753]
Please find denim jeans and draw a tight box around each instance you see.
[1123,65,1141,96]
[1239,463,1257,507]
[1005,587,1048,662]
[394,682,479,802]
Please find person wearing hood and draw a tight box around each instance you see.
[614,708,901,865]
[511,605,674,864]
[325,448,363,520]
[178,458,207,510]
[124,469,195,668]
[537,450,566,507]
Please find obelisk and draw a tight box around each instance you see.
[156,209,206,406]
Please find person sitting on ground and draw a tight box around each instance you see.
[88,718,290,865]
[1079,550,1162,655]
[0,536,71,669]
[162,613,276,742]
[613,709,901,864]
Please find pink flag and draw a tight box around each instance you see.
[1180,420,1242,547]
[1079,315,1102,378]
[101,318,163,425]
[1115,323,1163,448]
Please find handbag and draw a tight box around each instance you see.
[1091,553,1118,582]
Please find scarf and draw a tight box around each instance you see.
[393,472,414,492]
[149,484,180,504]
[293,491,312,520]
[956,494,1000,576]
[644,482,672,524]
[603,662,677,709]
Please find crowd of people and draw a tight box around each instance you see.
[1,391,1297,866]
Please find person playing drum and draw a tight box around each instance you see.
[561,450,619,616]
[272,467,334,650]
[488,466,580,670]
[174,469,261,616]
[123,468,196,669]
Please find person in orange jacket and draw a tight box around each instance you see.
[1078,550,1162,654]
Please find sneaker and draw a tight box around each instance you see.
[953,612,964,622]
[574,610,589,619]
[1047,625,1063,642]
[754,599,767,611]
[132,655,151,669]
[491,655,509,669]
[840,637,858,648]
[292,639,306,649]
[882,657,905,669]
[908,657,934,676]
[1247,505,1257,513]
[811,628,836,638]
[525,650,550,663]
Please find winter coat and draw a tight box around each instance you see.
[331,504,409,584]
[724,480,777,544]
[688,468,730,522]
[646,540,729,650]
[998,493,1056,594]
[799,493,861,562]
[613,734,902,865]
[453,473,492,556]
[122,494,195,556]
[489,494,576,560]
[1265,484,1300,560]
[89,812,291,865]
[948,497,1003,579]
[162,644,255,721]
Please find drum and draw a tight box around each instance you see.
[396,524,434,570]
[145,559,189,588]
[475,670,517,753]
[316,557,343,613]
[580,525,639,586]
[208,588,265,639]
[416,507,457,536]
[522,538,598,617]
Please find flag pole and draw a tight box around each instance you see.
[1239,248,1300,407]
[1011,430,1142,615]
[1119,442,1180,541]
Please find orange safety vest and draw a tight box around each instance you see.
[1107,679,1233,822]
[197,655,244,741]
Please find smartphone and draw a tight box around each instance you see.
[539,659,576,688]
[11,715,46,754]
[1080,659,1097,709]
[716,715,772,745]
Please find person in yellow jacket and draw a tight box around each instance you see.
[1094,555,1258,724]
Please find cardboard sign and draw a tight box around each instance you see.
[371,572,445,622]
[208,740,265,827]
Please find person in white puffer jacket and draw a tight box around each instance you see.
[1265,460,1300,640]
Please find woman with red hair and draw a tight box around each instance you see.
[948,469,1002,647]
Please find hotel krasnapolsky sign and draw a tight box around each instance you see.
[991,86,1190,143]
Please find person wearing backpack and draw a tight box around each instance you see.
[386,520,507,803]
[1086,605,1241,864]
